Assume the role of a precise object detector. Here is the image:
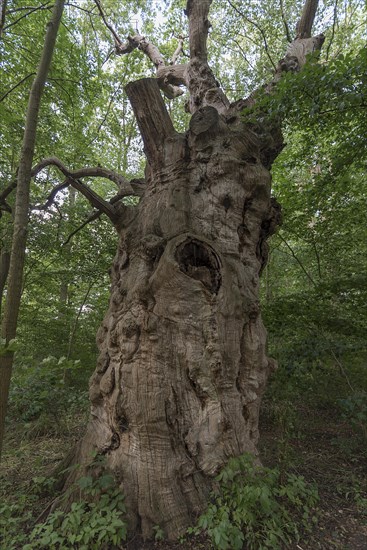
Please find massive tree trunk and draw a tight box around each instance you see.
[59,0,322,540]
[66,79,280,539]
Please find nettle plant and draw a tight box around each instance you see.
[24,455,127,550]
[190,453,319,550]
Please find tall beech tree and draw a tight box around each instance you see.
[45,0,325,540]
[0,0,65,459]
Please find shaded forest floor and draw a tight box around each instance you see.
[259,406,367,550]
[1,399,366,549]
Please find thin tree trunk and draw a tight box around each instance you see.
[0,0,65,460]
[66,280,94,362]
[0,250,10,319]
[0,0,7,37]
[60,186,75,374]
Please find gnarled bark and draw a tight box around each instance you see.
[59,0,323,541]
[67,79,279,539]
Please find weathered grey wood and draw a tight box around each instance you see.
[125,78,176,168]
[116,34,185,99]
[65,107,279,539]
[185,0,230,113]
[67,178,117,222]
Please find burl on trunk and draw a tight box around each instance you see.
[72,78,280,539]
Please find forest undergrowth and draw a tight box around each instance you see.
[1,358,366,549]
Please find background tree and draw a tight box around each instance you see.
[0,0,65,459]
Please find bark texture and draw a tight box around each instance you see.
[296,0,319,37]
[59,0,322,541]
[69,78,279,539]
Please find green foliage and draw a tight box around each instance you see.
[258,43,367,434]
[336,474,367,515]
[0,338,18,356]
[13,457,128,550]
[191,454,319,550]
[350,484,367,515]
[9,356,88,425]
[0,501,34,550]
[153,524,165,541]
[266,398,301,470]
[31,475,58,496]
[0,456,127,550]
[338,392,367,439]
[247,46,367,144]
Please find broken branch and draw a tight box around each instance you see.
[185,0,229,113]
[117,34,187,99]
[125,78,176,167]
[95,0,186,99]
[297,0,319,38]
